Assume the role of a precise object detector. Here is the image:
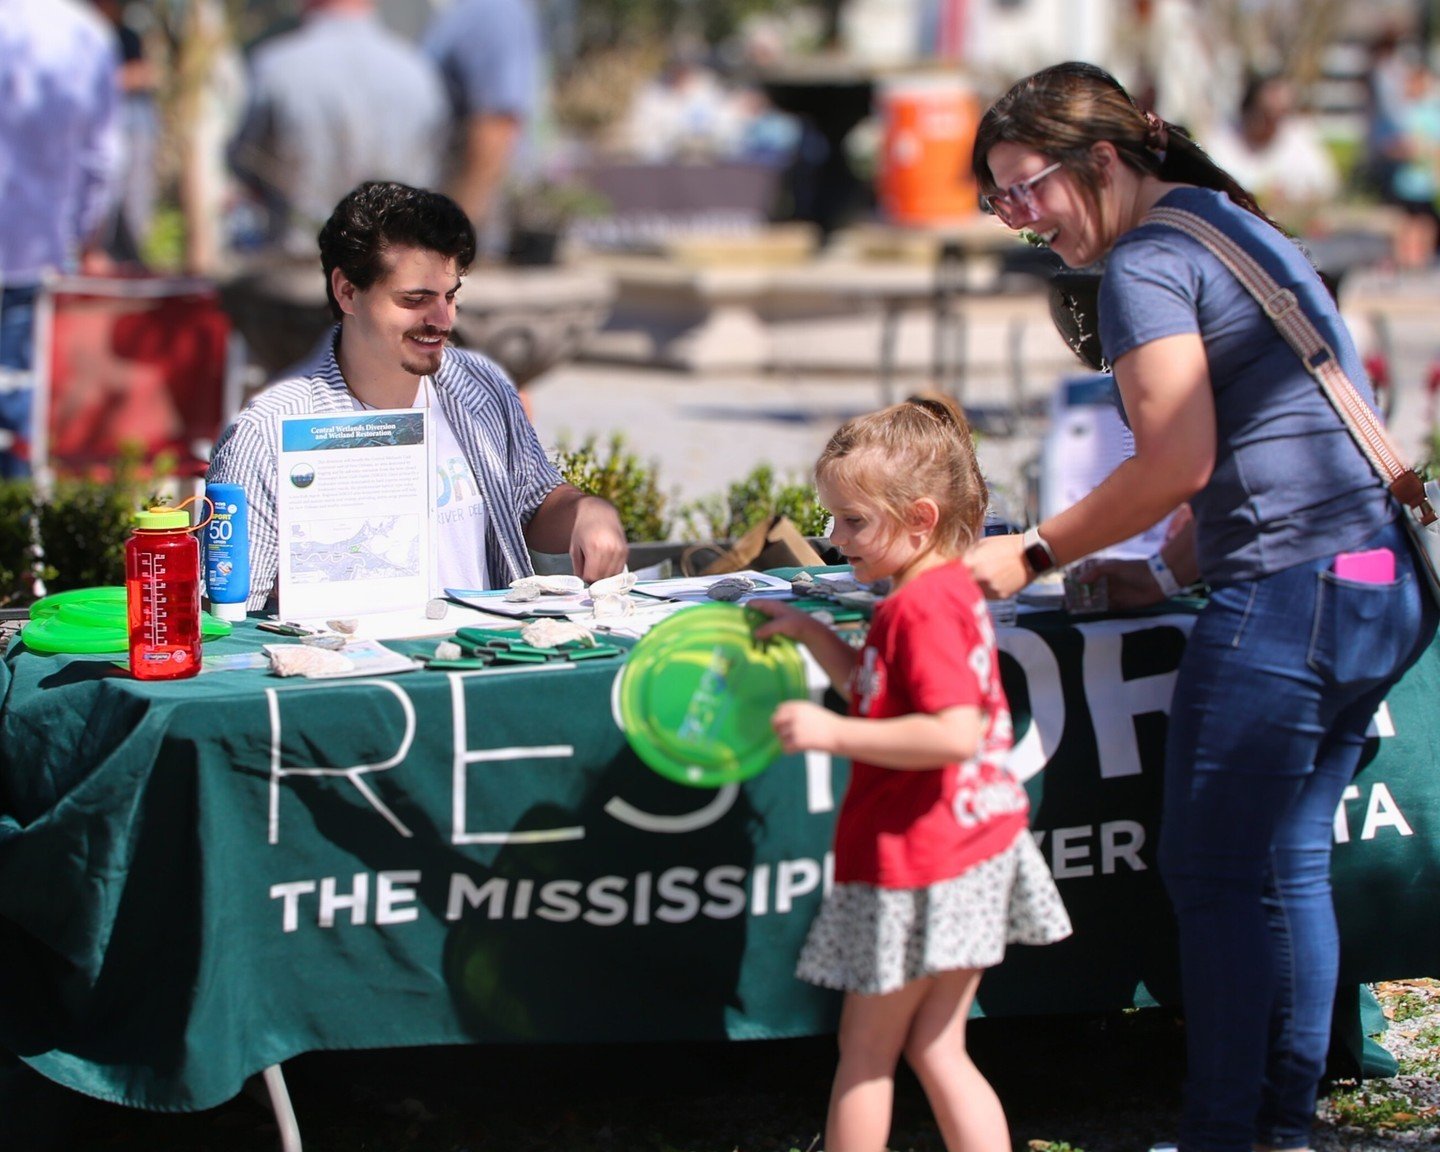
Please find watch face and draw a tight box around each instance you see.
[1025,542,1055,575]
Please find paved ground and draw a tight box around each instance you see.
[527,282,1440,533]
[527,358,1054,528]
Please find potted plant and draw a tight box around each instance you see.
[505,177,611,266]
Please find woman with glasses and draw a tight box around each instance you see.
[966,62,1437,1152]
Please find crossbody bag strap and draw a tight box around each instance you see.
[1143,205,1436,526]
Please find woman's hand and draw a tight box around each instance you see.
[1073,506,1197,609]
[965,532,1032,600]
[1069,557,1163,609]
[771,699,840,755]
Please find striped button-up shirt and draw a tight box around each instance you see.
[206,329,561,610]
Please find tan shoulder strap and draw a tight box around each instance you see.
[1144,205,1434,525]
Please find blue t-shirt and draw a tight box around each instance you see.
[1098,187,1391,584]
[423,0,541,122]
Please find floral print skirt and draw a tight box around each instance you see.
[796,828,1073,996]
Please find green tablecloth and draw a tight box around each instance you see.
[1,606,1436,1111]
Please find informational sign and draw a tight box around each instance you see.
[276,409,433,619]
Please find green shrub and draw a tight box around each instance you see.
[678,463,828,541]
[0,481,39,607]
[553,433,673,543]
[0,452,161,607]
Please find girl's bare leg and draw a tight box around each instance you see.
[904,967,1010,1152]
[826,980,931,1152]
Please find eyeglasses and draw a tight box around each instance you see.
[980,161,1063,228]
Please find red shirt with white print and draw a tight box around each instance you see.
[833,560,1029,888]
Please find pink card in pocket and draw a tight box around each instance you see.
[1334,548,1395,584]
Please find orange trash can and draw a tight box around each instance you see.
[877,76,982,226]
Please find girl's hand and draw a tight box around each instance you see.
[749,599,817,643]
[965,532,1032,600]
[771,699,838,755]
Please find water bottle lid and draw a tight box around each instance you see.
[133,506,190,530]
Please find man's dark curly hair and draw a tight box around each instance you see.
[318,182,477,320]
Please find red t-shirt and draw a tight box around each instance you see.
[833,561,1029,888]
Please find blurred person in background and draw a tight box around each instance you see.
[1361,30,1440,268]
[0,0,121,478]
[1386,57,1440,268]
[93,0,160,264]
[228,0,448,257]
[423,0,543,253]
[1203,73,1339,233]
[621,50,745,162]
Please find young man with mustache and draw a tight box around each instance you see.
[206,181,627,612]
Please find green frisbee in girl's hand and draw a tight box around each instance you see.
[618,602,808,788]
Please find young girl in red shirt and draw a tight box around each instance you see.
[752,396,1071,1152]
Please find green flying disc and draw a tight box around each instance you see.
[20,586,233,654]
[617,602,807,788]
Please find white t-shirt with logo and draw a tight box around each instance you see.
[430,387,489,594]
[346,379,489,594]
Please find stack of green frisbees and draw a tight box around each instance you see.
[617,602,808,788]
[20,587,233,654]
[422,626,625,669]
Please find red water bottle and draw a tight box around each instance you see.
[126,505,202,680]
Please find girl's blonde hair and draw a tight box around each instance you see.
[816,394,988,557]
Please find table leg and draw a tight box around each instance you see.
[262,1062,304,1152]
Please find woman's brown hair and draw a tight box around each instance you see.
[971,61,1284,237]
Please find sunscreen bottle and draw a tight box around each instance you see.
[204,482,251,622]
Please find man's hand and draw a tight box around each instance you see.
[567,496,628,583]
[526,485,628,582]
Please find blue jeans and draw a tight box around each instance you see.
[0,284,38,479]
[1159,518,1438,1152]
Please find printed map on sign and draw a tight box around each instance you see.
[277,409,434,619]
[287,515,422,584]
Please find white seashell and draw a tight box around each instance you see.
[267,646,355,677]
[424,598,449,620]
[589,568,637,597]
[326,618,360,634]
[521,619,596,648]
[511,574,585,597]
[591,592,636,618]
[707,575,757,601]
[536,574,586,594]
[434,640,464,661]
[505,583,542,602]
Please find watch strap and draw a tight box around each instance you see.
[1022,526,1058,575]
[1147,552,1183,598]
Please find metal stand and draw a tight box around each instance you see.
[262,1063,303,1152]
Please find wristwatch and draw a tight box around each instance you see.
[1022,526,1058,576]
